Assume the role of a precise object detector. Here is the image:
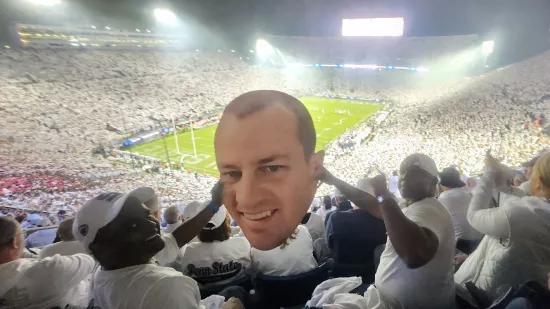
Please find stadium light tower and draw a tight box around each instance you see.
[482,40,495,55]
[26,0,60,5]
[154,8,177,25]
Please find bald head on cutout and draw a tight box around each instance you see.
[215,90,324,250]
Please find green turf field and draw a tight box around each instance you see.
[129,97,383,176]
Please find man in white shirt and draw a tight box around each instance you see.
[163,206,182,234]
[73,183,224,309]
[319,153,456,308]
[0,217,94,309]
[39,218,86,258]
[438,167,483,253]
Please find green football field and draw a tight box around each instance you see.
[129,97,383,176]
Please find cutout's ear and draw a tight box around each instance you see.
[310,150,325,174]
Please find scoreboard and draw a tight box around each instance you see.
[342,18,404,37]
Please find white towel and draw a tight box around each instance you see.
[307,276,363,308]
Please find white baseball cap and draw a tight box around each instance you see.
[73,192,130,253]
[182,201,201,220]
[402,153,439,179]
[183,201,227,230]
[129,187,157,212]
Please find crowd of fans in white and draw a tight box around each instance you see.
[1,45,550,308]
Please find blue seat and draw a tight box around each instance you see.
[199,274,252,299]
[253,262,332,309]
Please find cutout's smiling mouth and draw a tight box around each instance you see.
[241,209,276,221]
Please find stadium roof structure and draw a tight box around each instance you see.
[267,34,481,68]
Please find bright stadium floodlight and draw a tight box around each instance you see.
[105,26,111,30]
[26,0,60,6]
[146,29,151,33]
[256,39,274,56]
[249,50,254,53]
[482,40,495,55]
[90,25,96,29]
[230,50,235,52]
[154,8,177,25]
[136,29,140,32]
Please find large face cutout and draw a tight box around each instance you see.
[215,106,322,250]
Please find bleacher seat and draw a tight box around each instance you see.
[199,274,252,299]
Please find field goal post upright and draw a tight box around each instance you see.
[171,115,181,154]
[189,117,198,157]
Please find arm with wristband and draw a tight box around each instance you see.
[171,181,223,247]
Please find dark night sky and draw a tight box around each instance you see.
[1,0,549,46]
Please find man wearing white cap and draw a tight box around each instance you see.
[73,182,224,309]
[174,204,251,287]
[318,153,455,308]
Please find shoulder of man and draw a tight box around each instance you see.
[143,273,201,308]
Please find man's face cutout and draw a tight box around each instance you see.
[215,105,323,250]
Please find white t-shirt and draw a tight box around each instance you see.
[302,212,325,242]
[251,225,318,276]
[153,233,180,266]
[176,237,251,286]
[0,254,95,309]
[369,198,455,309]
[91,263,200,309]
[163,222,182,234]
[39,240,87,258]
[438,187,483,241]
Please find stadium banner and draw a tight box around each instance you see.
[342,18,404,37]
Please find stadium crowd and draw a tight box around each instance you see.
[1,44,550,308]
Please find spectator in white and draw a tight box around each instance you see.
[455,152,550,302]
[163,206,182,233]
[438,167,483,253]
[251,224,317,276]
[316,195,336,220]
[0,217,95,308]
[25,217,58,248]
[319,153,456,308]
[519,156,539,196]
[174,205,251,287]
[300,211,324,242]
[73,183,223,309]
[129,187,192,266]
[39,218,86,258]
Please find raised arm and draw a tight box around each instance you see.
[317,167,382,219]
[171,182,224,247]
